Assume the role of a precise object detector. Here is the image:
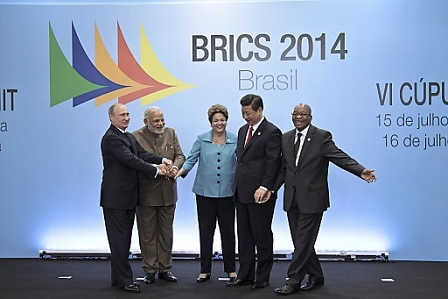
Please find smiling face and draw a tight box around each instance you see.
[145,109,165,134]
[292,103,312,131]
[210,112,227,134]
[109,103,130,131]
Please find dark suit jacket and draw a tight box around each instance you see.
[274,125,365,214]
[100,124,163,210]
[236,118,282,203]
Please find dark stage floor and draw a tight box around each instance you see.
[1,258,447,299]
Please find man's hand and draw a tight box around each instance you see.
[167,166,178,179]
[361,169,377,183]
[157,164,167,176]
[254,187,270,204]
[162,158,173,172]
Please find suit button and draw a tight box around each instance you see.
[217,181,220,184]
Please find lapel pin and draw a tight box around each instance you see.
[257,132,261,136]
[307,138,311,141]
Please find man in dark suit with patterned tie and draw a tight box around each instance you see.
[226,94,282,290]
[273,103,377,295]
[100,103,172,293]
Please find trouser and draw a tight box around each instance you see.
[136,205,175,274]
[196,195,236,274]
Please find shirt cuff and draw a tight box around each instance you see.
[151,164,158,178]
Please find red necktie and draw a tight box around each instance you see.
[245,126,253,147]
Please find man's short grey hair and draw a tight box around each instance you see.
[144,106,162,119]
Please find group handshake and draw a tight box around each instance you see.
[155,158,178,178]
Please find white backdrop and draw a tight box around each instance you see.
[0,0,447,260]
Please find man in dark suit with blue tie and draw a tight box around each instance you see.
[226,94,282,290]
[100,103,172,293]
[273,103,377,295]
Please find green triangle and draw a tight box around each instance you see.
[49,23,103,107]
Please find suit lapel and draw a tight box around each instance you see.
[285,130,296,167]
[238,125,248,156]
[123,132,137,154]
[242,118,266,152]
[297,125,314,166]
[247,118,266,148]
[239,119,267,156]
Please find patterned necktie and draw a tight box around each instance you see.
[294,132,302,158]
[245,126,253,148]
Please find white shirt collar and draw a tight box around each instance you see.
[296,124,310,137]
[113,125,126,134]
[251,116,265,132]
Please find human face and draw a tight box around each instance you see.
[211,112,227,134]
[145,110,165,134]
[110,104,130,131]
[292,104,312,131]
[241,105,262,126]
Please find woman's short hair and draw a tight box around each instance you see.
[207,104,229,123]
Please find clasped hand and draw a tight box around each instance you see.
[254,187,272,204]
[157,159,177,177]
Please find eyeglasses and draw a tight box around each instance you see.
[291,112,311,117]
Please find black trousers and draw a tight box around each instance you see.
[196,195,236,274]
[235,195,276,284]
[103,207,135,288]
[286,206,324,286]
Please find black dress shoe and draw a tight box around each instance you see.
[197,273,211,282]
[300,278,324,291]
[121,283,140,293]
[144,273,155,284]
[226,278,253,287]
[158,271,177,282]
[273,283,300,295]
[251,281,269,290]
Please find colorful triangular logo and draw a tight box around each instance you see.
[49,22,195,107]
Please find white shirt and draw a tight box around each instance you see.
[246,117,264,144]
[245,117,269,192]
[295,125,309,166]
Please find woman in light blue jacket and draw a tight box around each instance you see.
[176,104,237,283]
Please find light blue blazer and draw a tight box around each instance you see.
[182,130,237,198]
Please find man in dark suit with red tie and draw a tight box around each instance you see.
[273,103,377,295]
[226,94,282,290]
[100,103,172,293]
